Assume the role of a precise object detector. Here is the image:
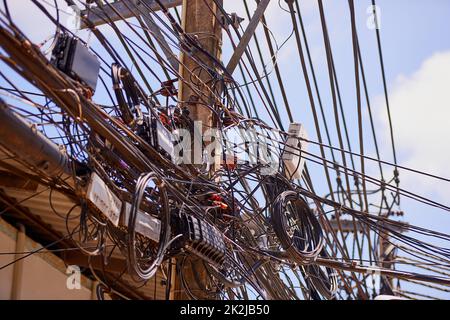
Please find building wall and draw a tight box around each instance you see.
[0,218,95,300]
[0,223,15,299]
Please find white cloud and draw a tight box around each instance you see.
[377,51,450,201]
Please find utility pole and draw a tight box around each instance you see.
[177,0,223,131]
[81,0,271,300]
[379,210,405,295]
[82,0,223,301]
[170,0,223,300]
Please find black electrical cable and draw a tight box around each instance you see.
[127,172,170,280]
[271,190,324,265]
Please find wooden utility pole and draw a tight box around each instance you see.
[178,0,223,128]
[170,0,223,300]
[82,0,224,301]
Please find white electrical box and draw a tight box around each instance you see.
[86,172,161,242]
[122,202,161,243]
[282,123,308,180]
[86,172,121,226]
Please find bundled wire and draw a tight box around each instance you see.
[271,190,324,265]
[1,0,450,301]
[304,250,338,300]
[127,172,170,280]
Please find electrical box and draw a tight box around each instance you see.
[282,123,308,180]
[122,202,161,243]
[51,34,100,92]
[173,212,226,267]
[86,172,161,243]
[86,172,121,226]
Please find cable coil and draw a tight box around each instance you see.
[127,172,170,280]
[271,190,324,265]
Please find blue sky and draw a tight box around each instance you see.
[224,0,450,230]
[1,0,450,299]
[226,0,450,298]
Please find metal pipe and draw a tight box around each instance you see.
[0,99,72,177]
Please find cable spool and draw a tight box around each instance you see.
[305,250,338,300]
[204,254,247,289]
[111,63,144,126]
[127,172,170,280]
[271,190,324,265]
[178,255,220,300]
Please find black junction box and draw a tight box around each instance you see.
[51,34,100,92]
